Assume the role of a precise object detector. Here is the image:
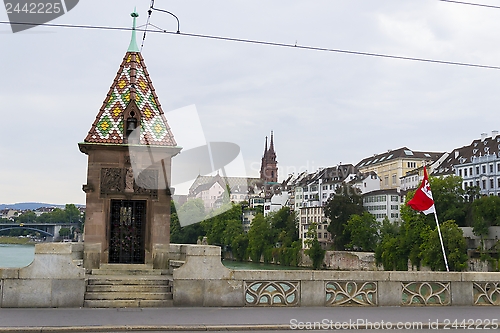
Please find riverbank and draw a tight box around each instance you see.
[0,236,35,245]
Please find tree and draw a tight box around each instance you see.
[325,183,364,250]
[420,220,468,271]
[65,204,81,224]
[344,212,380,252]
[247,213,271,262]
[304,222,325,269]
[429,175,466,226]
[58,227,72,238]
[471,195,500,249]
[222,219,243,248]
[17,211,36,224]
[170,200,206,244]
[231,233,249,261]
[176,199,206,227]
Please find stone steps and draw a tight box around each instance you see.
[84,264,173,308]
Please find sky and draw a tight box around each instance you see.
[1,0,500,205]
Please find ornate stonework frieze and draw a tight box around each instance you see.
[325,281,377,306]
[473,282,500,305]
[401,282,450,306]
[244,281,299,306]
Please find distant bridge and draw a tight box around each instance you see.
[0,227,54,237]
[0,223,79,238]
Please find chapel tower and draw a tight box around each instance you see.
[79,10,181,269]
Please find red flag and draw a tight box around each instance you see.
[407,167,435,215]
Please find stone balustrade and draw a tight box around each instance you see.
[172,244,500,307]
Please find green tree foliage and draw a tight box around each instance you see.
[420,220,468,271]
[170,212,205,244]
[325,183,364,250]
[429,176,466,226]
[170,200,206,244]
[471,195,500,249]
[231,233,249,261]
[202,203,242,246]
[304,222,326,269]
[176,199,206,227]
[17,211,36,224]
[344,212,380,252]
[65,204,81,224]
[247,213,270,262]
[58,227,72,238]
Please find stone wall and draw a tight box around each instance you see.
[0,243,85,308]
[300,251,379,271]
[173,244,500,307]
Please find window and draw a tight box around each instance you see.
[476,166,480,175]
[470,167,473,175]
[459,169,462,177]
[322,185,328,190]
[490,164,494,173]
[318,233,322,239]
[469,181,473,187]
[304,195,308,199]
[490,179,494,189]
[322,193,327,199]
[324,233,328,239]
[384,176,389,186]
[482,165,487,174]
[482,180,486,189]
[392,174,397,185]
[498,164,500,172]
[464,169,468,177]
[498,179,500,188]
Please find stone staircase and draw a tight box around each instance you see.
[84,264,173,308]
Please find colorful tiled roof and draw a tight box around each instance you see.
[84,52,176,146]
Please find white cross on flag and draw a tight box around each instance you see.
[407,167,436,215]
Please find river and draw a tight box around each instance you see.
[0,244,306,270]
[0,244,35,268]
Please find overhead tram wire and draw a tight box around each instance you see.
[437,0,500,9]
[140,0,155,51]
[2,20,500,71]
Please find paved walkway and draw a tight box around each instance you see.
[0,306,499,332]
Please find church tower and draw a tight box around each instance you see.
[260,131,278,183]
[79,10,181,269]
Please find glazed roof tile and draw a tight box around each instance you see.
[85,52,176,146]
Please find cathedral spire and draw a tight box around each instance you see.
[259,131,278,183]
[269,131,275,153]
[263,136,268,156]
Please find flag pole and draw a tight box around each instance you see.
[433,210,449,272]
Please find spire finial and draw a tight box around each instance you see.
[128,8,140,52]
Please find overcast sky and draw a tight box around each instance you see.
[1,0,500,205]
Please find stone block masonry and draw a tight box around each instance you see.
[0,243,85,308]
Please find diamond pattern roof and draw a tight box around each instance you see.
[85,52,176,146]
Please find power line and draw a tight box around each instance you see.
[438,0,500,9]
[2,20,500,70]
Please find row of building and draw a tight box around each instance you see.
[180,130,500,249]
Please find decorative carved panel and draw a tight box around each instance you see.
[474,282,500,305]
[245,281,299,306]
[401,282,450,306]
[100,168,158,199]
[325,281,377,306]
[100,168,124,195]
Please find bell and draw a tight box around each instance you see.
[127,118,137,131]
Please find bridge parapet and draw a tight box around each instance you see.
[172,244,500,307]
[0,243,85,308]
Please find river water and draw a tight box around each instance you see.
[0,244,306,270]
[0,244,35,268]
